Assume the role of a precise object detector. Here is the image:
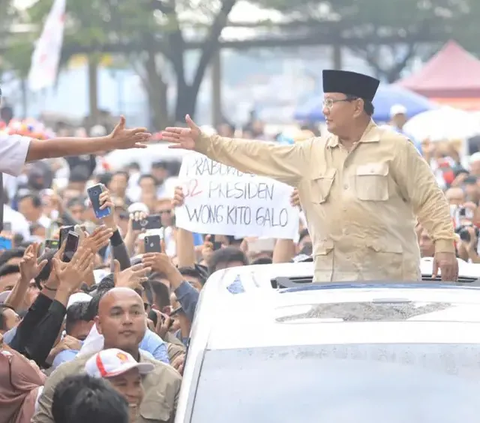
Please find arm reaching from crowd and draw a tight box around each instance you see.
[162,115,312,187]
[26,116,151,162]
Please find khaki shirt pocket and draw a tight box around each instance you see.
[354,162,389,201]
[310,168,336,204]
[140,399,173,422]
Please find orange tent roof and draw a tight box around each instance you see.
[397,41,480,98]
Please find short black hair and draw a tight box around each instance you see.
[98,172,112,187]
[65,301,91,335]
[142,280,154,307]
[345,94,375,117]
[178,266,207,286]
[18,193,42,208]
[250,257,272,265]
[0,247,26,267]
[113,171,129,181]
[52,375,129,423]
[138,174,157,186]
[66,197,87,209]
[208,247,248,275]
[84,290,106,321]
[149,280,170,308]
[0,264,20,278]
[97,274,115,292]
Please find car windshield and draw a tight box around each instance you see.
[190,344,480,422]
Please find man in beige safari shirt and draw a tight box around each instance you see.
[162,70,458,282]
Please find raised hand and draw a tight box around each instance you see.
[172,186,185,208]
[53,247,94,292]
[84,225,113,254]
[19,243,48,283]
[108,116,152,150]
[113,260,150,290]
[161,115,201,150]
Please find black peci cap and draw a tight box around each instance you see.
[323,70,380,102]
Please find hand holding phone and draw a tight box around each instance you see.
[132,214,162,231]
[62,231,79,263]
[87,184,111,219]
[210,235,222,251]
[144,235,162,253]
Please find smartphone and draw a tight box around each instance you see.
[87,184,111,219]
[59,225,75,247]
[3,222,11,232]
[62,231,79,262]
[0,237,12,250]
[170,306,183,317]
[211,235,222,251]
[45,239,59,250]
[133,214,162,231]
[144,235,161,253]
[148,309,158,326]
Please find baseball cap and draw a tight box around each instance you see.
[67,292,92,309]
[85,348,154,378]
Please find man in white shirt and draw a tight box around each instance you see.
[0,113,151,231]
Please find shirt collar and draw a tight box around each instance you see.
[326,120,380,148]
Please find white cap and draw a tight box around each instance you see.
[85,348,154,378]
[67,292,92,309]
[90,125,107,137]
[390,104,407,117]
[128,202,150,214]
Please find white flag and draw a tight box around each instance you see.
[28,0,66,92]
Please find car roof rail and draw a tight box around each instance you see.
[271,276,480,289]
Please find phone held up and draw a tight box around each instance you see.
[210,235,222,251]
[87,184,111,219]
[44,239,59,251]
[62,231,79,263]
[132,214,162,231]
[144,235,162,253]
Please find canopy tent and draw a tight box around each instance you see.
[294,84,436,122]
[403,107,480,142]
[397,41,480,99]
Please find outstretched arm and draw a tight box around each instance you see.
[195,132,312,186]
[163,116,315,187]
[26,116,151,162]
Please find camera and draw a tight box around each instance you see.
[455,225,480,243]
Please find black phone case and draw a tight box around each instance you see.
[144,236,161,253]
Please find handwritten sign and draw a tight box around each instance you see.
[176,153,299,239]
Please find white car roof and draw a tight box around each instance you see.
[188,258,480,352]
[177,259,480,422]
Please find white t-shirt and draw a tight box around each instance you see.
[0,133,31,176]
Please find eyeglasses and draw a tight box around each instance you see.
[323,97,357,110]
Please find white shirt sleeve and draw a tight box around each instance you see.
[0,133,32,176]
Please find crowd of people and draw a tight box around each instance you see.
[0,69,478,422]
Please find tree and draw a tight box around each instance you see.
[249,0,477,81]
[25,0,240,128]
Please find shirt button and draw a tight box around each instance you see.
[343,184,349,190]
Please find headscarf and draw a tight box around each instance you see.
[0,346,46,423]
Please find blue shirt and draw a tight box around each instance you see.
[139,329,170,364]
[52,349,79,370]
